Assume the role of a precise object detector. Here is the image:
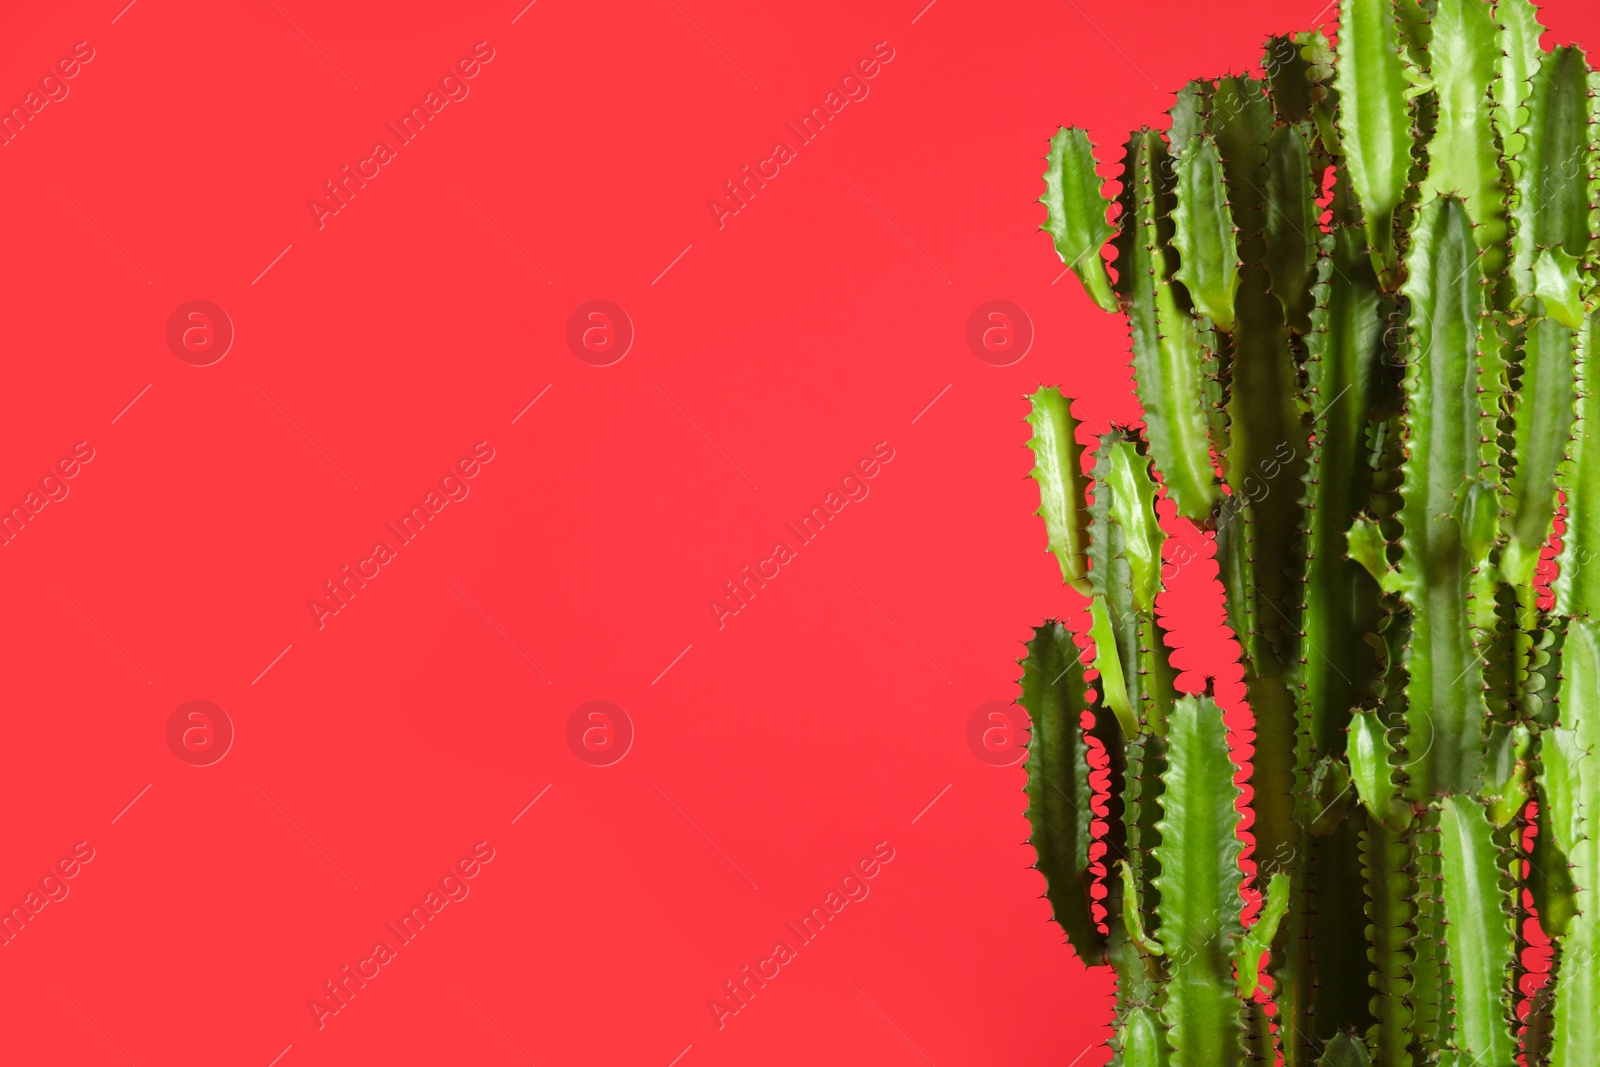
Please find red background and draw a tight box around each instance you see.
[2,1,1596,1065]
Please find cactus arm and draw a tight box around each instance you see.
[1083,430,1181,938]
[1242,1000,1276,1067]
[1391,195,1504,1051]
[1407,814,1451,1063]
[1225,275,1310,1062]
[1084,432,1174,739]
[1042,127,1120,313]
[1090,597,1137,738]
[1110,934,1174,1067]
[1483,724,1532,827]
[1395,197,1491,798]
[1505,35,1547,302]
[1263,123,1319,335]
[1556,315,1600,616]
[1222,83,1309,672]
[1525,969,1559,1067]
[1105,815,1169,1067]
[1021,621,1107,966]
[1267,34,1318,127]
[1303,209,1391,756]
[1224,280,1308,671]
[1234,871,1291,998]
[1113,127,1167,344]
[1168,82,1246,491]
[1136,618,1179,744]
[1243,674,1299,878]
[1100,700,1164,1067]
[1118,859,1166,959]
[1113,130,1219,521]
[1424,0,1510,276]
[1153,695,1245,1067]
[1519,47,1594,340]
[1549,621,1600,1067]
[1105,436,1165,612]
[1355,379,1419,1064]
[1101,435,1180,739]
[1534,49,1594,260]
[1307,815,1376,1046]
[1335,0,1417,283]
[1168,81,1211,158]
[1249,677,1309,1064]
[1504,319,1579,590]
[1530,725,1573,1060]
[1148,264,1223,523]
[1437,795,1518,1067]
[1297,30,1343,160]
[1267,35,1314,125]
[1027,387,1095,595]
[1393,0,1433,72]
[1206,74,1276,470]
[1192,81,1320,1064]
[1315,1033,1373,1067]
[1342,708,1411,1059]
[1093,548,1146,742]
[1173,136,1242,332]
[1470,319,1516,741]
[1494,0,1542,309]
[1204,74,1275,494]
[1347,517,1402,593]
[1119,1011,1174,1067]
[1347,697,1413,1054]
[1535,251,1588,329]
[1511,47,1591,302]
[1214,509,1252,654]
[1227,275,1313,1053]
[1360,817,1416,1066]
[1074,427,1181,965]
[1494,0,1545,172]
[1501,326,1576,730]
[1348,710,1408,832]
[1210,77,1273,241]
[1108,826,1174,1066]
[1112,666,1176,995]
[1535,727,1583,938]
[1123,730,1170,948]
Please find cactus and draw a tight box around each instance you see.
[1021,1,1600,1064]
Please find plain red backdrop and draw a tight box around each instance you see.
[2,1,1597,1064]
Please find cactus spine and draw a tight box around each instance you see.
[1022,1,1600,1064]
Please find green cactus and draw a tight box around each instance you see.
[1019,2,1600,1064]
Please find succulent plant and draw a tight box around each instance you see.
[1021,2,1600,1064]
